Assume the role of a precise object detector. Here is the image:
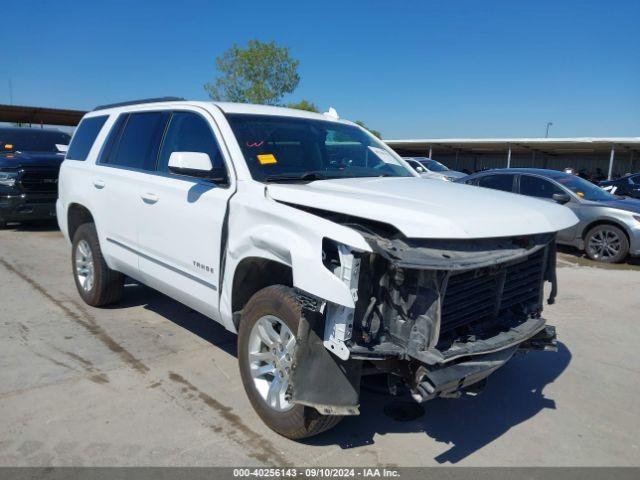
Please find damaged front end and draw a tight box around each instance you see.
[290,210,559,412]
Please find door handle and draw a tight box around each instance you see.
[92,179,106,189]
[141,193,159,204]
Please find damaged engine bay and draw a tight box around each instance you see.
[288,205,559,414]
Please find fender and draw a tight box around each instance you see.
[218,187,372,331]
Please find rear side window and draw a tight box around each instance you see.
[158,112,225,173]
[66,116,107,160]
[478,174,515,192]
[520,175,563,199]
[102,112,168,170]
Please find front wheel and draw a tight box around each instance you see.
[584,224,629,263]
[72,223,124,306]
[238,285,342,439]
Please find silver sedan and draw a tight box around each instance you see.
[459,168,640,263]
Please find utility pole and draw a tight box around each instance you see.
[545,122,553,138]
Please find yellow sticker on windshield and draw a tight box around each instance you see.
[257,154,277,165]
[577,191,584,197]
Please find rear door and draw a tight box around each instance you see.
[136,108,234,321]
[91,111,168,276]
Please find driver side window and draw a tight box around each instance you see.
[158,111,226,177]
[519,175,563,199]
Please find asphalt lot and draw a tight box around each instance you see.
[0,225,639,466]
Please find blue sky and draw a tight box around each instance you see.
[2,0,638,138]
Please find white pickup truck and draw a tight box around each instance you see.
[57,98,577,439]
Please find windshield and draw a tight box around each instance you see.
[1,129,70,153]
[226,114,413,182]
[420,159,449,172]
[551,173,616,201]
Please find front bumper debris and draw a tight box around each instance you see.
[411,324,557,402]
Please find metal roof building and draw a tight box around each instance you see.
[0,104,86,127]
[385,137,640,180]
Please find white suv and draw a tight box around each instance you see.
[57,98,577,439]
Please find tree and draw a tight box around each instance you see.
[204,40,300,105]
[355,120,382,139]
[286,99,319,112]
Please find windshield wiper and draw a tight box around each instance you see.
[265,171,329,183]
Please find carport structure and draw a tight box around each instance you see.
[385,137,640,180]
[0,103,86,127]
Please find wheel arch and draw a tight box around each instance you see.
[230,256,294,330]
[67,203,95,242]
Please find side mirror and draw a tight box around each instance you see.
[169,151,212,172]
[552,193,571,204]
[168,151,228,184]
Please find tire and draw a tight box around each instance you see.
[71,223,124,306]
[238,285,342,439]
[584,224,629,263]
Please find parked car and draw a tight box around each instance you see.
[599,173,640,199]
[403,157,467,181]
[0,127,70,227]
[58,99,576,439]
[460,168,640,263]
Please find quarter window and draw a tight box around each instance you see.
[158,112,225,174]
[65,116,108,161]
[520,175,563,199]
[103,112,168,170]
[477,174,515,192]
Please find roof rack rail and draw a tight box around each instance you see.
[93,97,186,111]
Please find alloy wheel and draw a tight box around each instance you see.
[247,315,297,412]
[75,239,95,292]
[588,229,622,260]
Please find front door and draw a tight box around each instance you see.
[136,109,234,321]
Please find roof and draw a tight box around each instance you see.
[0,104,87,126]
[86,99,352,123]
[385,137,640,155]
[214,102,345,122]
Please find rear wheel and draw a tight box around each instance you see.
[72,223,124,306]
[585,224,629,263]
[238,285,342,439]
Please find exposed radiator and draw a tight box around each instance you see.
[440,248,546,333]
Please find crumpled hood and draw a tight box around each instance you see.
[268,177,578,239]
[0,151,64,169]
[590,197,640,214]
